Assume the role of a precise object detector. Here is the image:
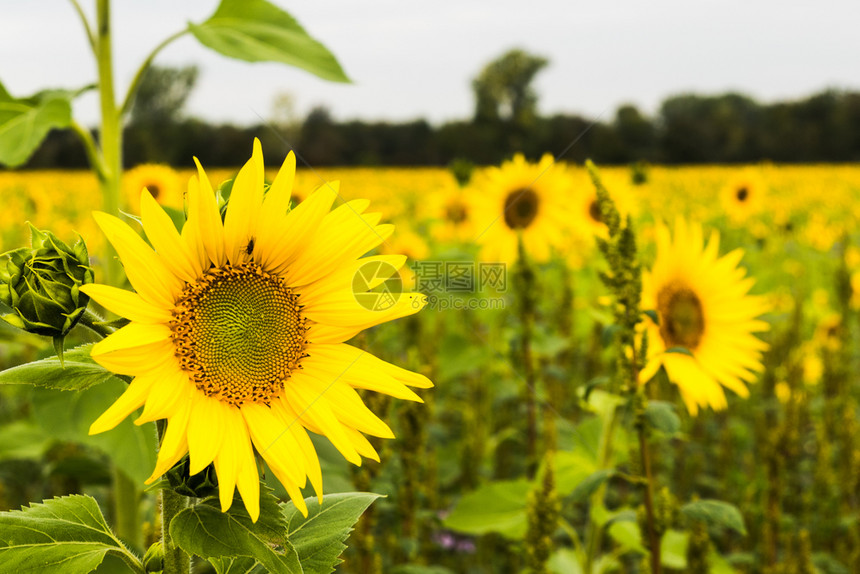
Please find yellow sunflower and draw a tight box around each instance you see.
[469,153,573,263]
[720,170,766,224]
[639,218,769,414]
[123,163,183,212]
[82,140,431,521]
[429,181,476,243]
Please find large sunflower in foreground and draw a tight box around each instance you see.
[469,153,573,263]
[639,218,769,415]
[82,140,431,521]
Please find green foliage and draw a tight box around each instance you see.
[172,488,302,574]
[680,500,747,536]
[179,490,378,574]
[442,479,532,540]
[0,344,113,391]
[31,380,157,485]
[472,48,548,126]
[283,492,381,574]
[644,401,681,435]
[0,495,142,573]
[0,82,73,168]
[189,0,349,83]
[570,469,615,503]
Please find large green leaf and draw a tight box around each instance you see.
[0,495,141,573]
[0,82,73,168]
[0,344,114,391]
[442,479,531,540]
[171,488,301,574]
[189,0,349,83]
[31,379,157,485]
[680,500,747,536]
[283,492,380,574]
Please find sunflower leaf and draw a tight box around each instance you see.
[0,494,142,573]
[680,499,747,536]
[282,492,381,574]
[189,0,349,83]
[0,343,114,391]
[0,81,74,168]
[171,487,301,574]
[31,380,158,485]
[644,400,682,435]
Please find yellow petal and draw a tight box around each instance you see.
[214,406,245,513]
[264,183,338,272]
[80,284,171,324]
[242,402,305,485]
[93,211,180,308]
[224,139,264,264]
[91,322,172,356]
[146,399,192,483]
[89,374,158,435]
[187,395,228,475]
[91,340,174,376]
[192,157,226,267]
[135,368,194,425]
[140,190,201,281]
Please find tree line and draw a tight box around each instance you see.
[19,54,860,169]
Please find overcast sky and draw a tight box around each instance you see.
[2,1,859,126]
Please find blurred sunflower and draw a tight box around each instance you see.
[720,171,765,223]
[469,153,573,263]
[430,181,476,243]
[123,164,182,212]
[640,218,770,415]
[83,140,431,521]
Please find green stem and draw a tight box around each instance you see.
[515,238,538,478]
[67,0,96,54]
[113,467,142,551]
[79,308,116,338]
[583,403,619,574]
[96,0,122,287]
[638,414,661,574]
[161,489,190,574]
[120,29,188,116]
[70,121,108,181]
[158,421,190,574]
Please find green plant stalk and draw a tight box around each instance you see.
[637,411,661,574]
[515,238,538,477]
[95,0,143,549]
[583,404,619,574]
[161,488,190,574]
[96,0,122,288]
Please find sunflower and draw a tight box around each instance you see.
[639,218,769,415]
[82,140,431,521]
[469,153,573,263]
[123,164,182,212]
[720,170,765,224]
[429,180,476,244]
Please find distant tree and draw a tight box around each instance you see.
[472,48,548,127]
[124,65,198,165]
[614,104,655,161]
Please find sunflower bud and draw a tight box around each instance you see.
[0,225,93,338]
[165,455,219,498]
[143,541,164,572]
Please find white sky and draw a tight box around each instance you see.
[1,0,859,126]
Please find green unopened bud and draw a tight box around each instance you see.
[165,455,219,498]
[143,541,164,572]
[0,225,93,338]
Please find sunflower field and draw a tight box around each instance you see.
[3,2,860,574]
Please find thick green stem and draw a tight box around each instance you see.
[96,0,122,287]
[161,488,190,574]
[638,418,661,574]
